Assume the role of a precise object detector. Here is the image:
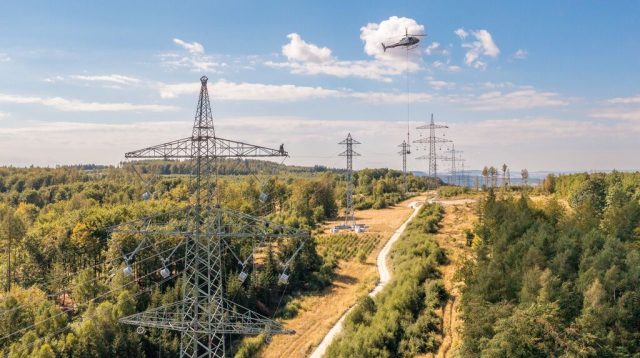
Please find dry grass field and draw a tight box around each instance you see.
[416,198,477,358]
[259,194,426,358]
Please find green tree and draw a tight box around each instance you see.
[72,268,106,306]
[482,166,489,189]
[482,303,563,358]
[1,208,26,292]
[521,168,529,188]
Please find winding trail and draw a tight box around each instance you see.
[309,200,423,358]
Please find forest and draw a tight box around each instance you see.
[459,171,640,357]
[0,163,431,357]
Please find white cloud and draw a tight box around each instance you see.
[158,80,341,101]
[265,59,404,82]
[157,79,434,104]
[606,95,640,105]
[513,49,528,60]
[0,118,403,168]
[70,74,141,85]
[0,53,10,62]
[172,38,204,55]
[592,108,640,121]
[456,28,500,69]
[0,120,188,166]
[432,61,461,73]
[589,95,640,122]
[452,117,625,146]
[454,28,468,39]
[268,17,424,82]
[0,112,9,120]
[0,93,176,112]
[425,42,451,56]
[282,33,333,63]
[481,81,515,89]
[465,89,568,111]
[43,76,65,83]
[473,30,500,57]
[4,115,631,170]
[425,42,440,55]
[161,38,225,72]
[349,91,433,104]
[360,16,425,61]
[428,78,455,90]
[451,117,639,171]
[157,77,566,111]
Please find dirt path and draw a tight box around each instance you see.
[260,195,425,358]
[422,200,477,358]
[309,200,423,358]
[371,200,423,296]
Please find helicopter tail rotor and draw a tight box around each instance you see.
[381,42,387,52]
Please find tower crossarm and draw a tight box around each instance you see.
[416,124,448,129]
[413,137,452,144]
[119,298,295,335]
[214,137,288,158]
[338,150,361,157]
[125,137,288,159]
[125,137,192,159]
[416,155,451,160]
[338,139,361,145]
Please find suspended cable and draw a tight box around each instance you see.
[0,239,185,318]
[2,269,182,357]
[0,257,184,344]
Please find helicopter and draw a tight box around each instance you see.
[381,27,426,52]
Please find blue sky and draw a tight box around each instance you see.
[0,1,639,172]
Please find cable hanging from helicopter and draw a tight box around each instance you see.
[382,27,427,173]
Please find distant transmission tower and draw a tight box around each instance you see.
[398,140,410,193]
[460,159,467,187]
[457,157,466,186]
[111,76,308,358]
[414,114,451,189]
[445,144,463,185]
[339,133,360,227]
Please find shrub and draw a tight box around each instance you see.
[277,299,300,319]
[464,229,474,247]
[356,250,368,263]
[438,186,469,198]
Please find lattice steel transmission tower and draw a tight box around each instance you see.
[339,133,360,227]
[414,114,451,189]
[111,76,307,358]
[398,140,410,193]
[445,144,464,185]
[460,159,467,187]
